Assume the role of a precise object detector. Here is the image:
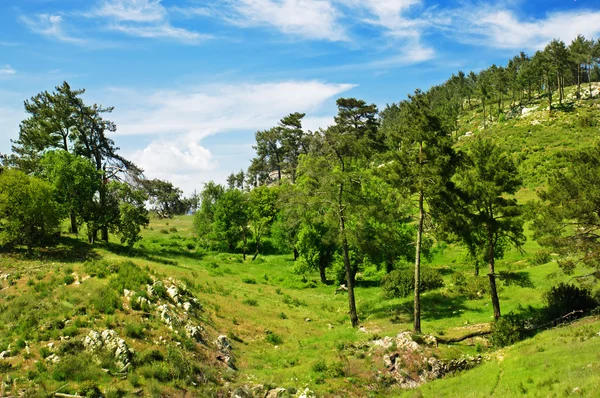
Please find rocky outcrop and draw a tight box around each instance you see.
[372,331,482,389]
[83,329,134,369]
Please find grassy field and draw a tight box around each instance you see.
[2,84,600,397]
[2,212,599,397]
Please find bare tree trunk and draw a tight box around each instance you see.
[339,181,358,328]
[577,64,581,99]
[319,255,327,284]
[293,247,299,261]
[70,212,78,234]
[414,189,424,334]
[482,98,487,129]
[487,227,501,320]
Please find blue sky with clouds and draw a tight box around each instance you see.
[1,0,600,194]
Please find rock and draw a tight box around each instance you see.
[327,323,334,329]
[157,304,175,329]
[216,335,231,351]
[46,354,60,363]
[232,387,251,398]
[167,286,179,303]
[265,387,287,398]
[84,330,134,368]
[136,295,151,308]
[297,388,316,398]
[185,323,204,343]
[123,289,133,298]
[146,284,155,297]
[304,318,311,322]
[183,301,192,312]
[464,131,473,137]
[521,107,536,116]
[0,350,11,359]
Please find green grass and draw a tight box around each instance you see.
[2,88,600,396]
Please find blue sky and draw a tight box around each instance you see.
[1,0,600,194]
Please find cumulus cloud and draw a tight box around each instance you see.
[108,80,355,137]
[104,80,354,193]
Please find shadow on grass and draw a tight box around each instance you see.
[498,271,534,288]
[103,242,186,266]
[0,236,100,263]
[360,292,481,322]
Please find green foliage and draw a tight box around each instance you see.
[450,272,489,299]
[381,267,444,299]
[491,312,528,347]
[211,189,251,254]
[108,182,149,247]
[0,169,63,249]
[91,286,121,314]
[108,261,152,292]
[265,330,283,345]
[530,249,552,266]
[543,283,598,320]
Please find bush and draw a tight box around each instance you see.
[381,267,444,299]
[491,312,528,347]
[91,286,122,314]
[63,274,75,285]
[312,360,328,373]
[265,331,282,345]
[450,272,489,299]
[543,283,598,320]
[242,298,258,306]
[109,261,152,292]
[125,322,145,339]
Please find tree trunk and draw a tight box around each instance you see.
[487,227,501,320]
[318,255,327,284]
[339,181,358,328]
[414,189,424,334]
[482,98,487,129]
[293,247,299,261]
[557,74,563,105]
[70,212,78,234]
[252,241,260,261]
[547,75,553,116]
[577,64,581,99]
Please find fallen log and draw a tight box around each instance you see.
[435,329,492,344]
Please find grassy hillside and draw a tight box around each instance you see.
[2,85,600,397]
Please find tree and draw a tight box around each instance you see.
[39,150,99,233]
[108,181,149,247]
[296,220,337,284]
[0,169,63,250]
[249,185,279,260]
[570,35,593,99]
[212,189,251,259]
[12,82,84,232]
[298,98,379,327]
[452,139,525,320]
[143,178,187,217]
[193,182,225,247]
[380,89,457,333]
[533,143,600,277]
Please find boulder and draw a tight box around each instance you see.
[265,387,287,398]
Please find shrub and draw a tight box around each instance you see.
[91,286,121,315]
[109,261,152,292]
[63,275,75,285]
[543,283,598,320]
[450,272,489,299]
[125,322,145,339]
[327,361,347,378]
[242,277,256,284]
[169,227,178,233]
[312,360,328,373]
[381,267,444,299]
[491,312,528,347]
[242,298,258,306]
[265,331,282,345]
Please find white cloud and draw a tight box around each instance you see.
[95,0,166,22]
[90,0,208,43]
[104,80,354,193]
[342,0,425,38]
[111,24,208,42]
[108,80,355,137]
[445,7,600,50]
[21,14,86,44]
[227,0,348,41]
[0,65,16,76]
